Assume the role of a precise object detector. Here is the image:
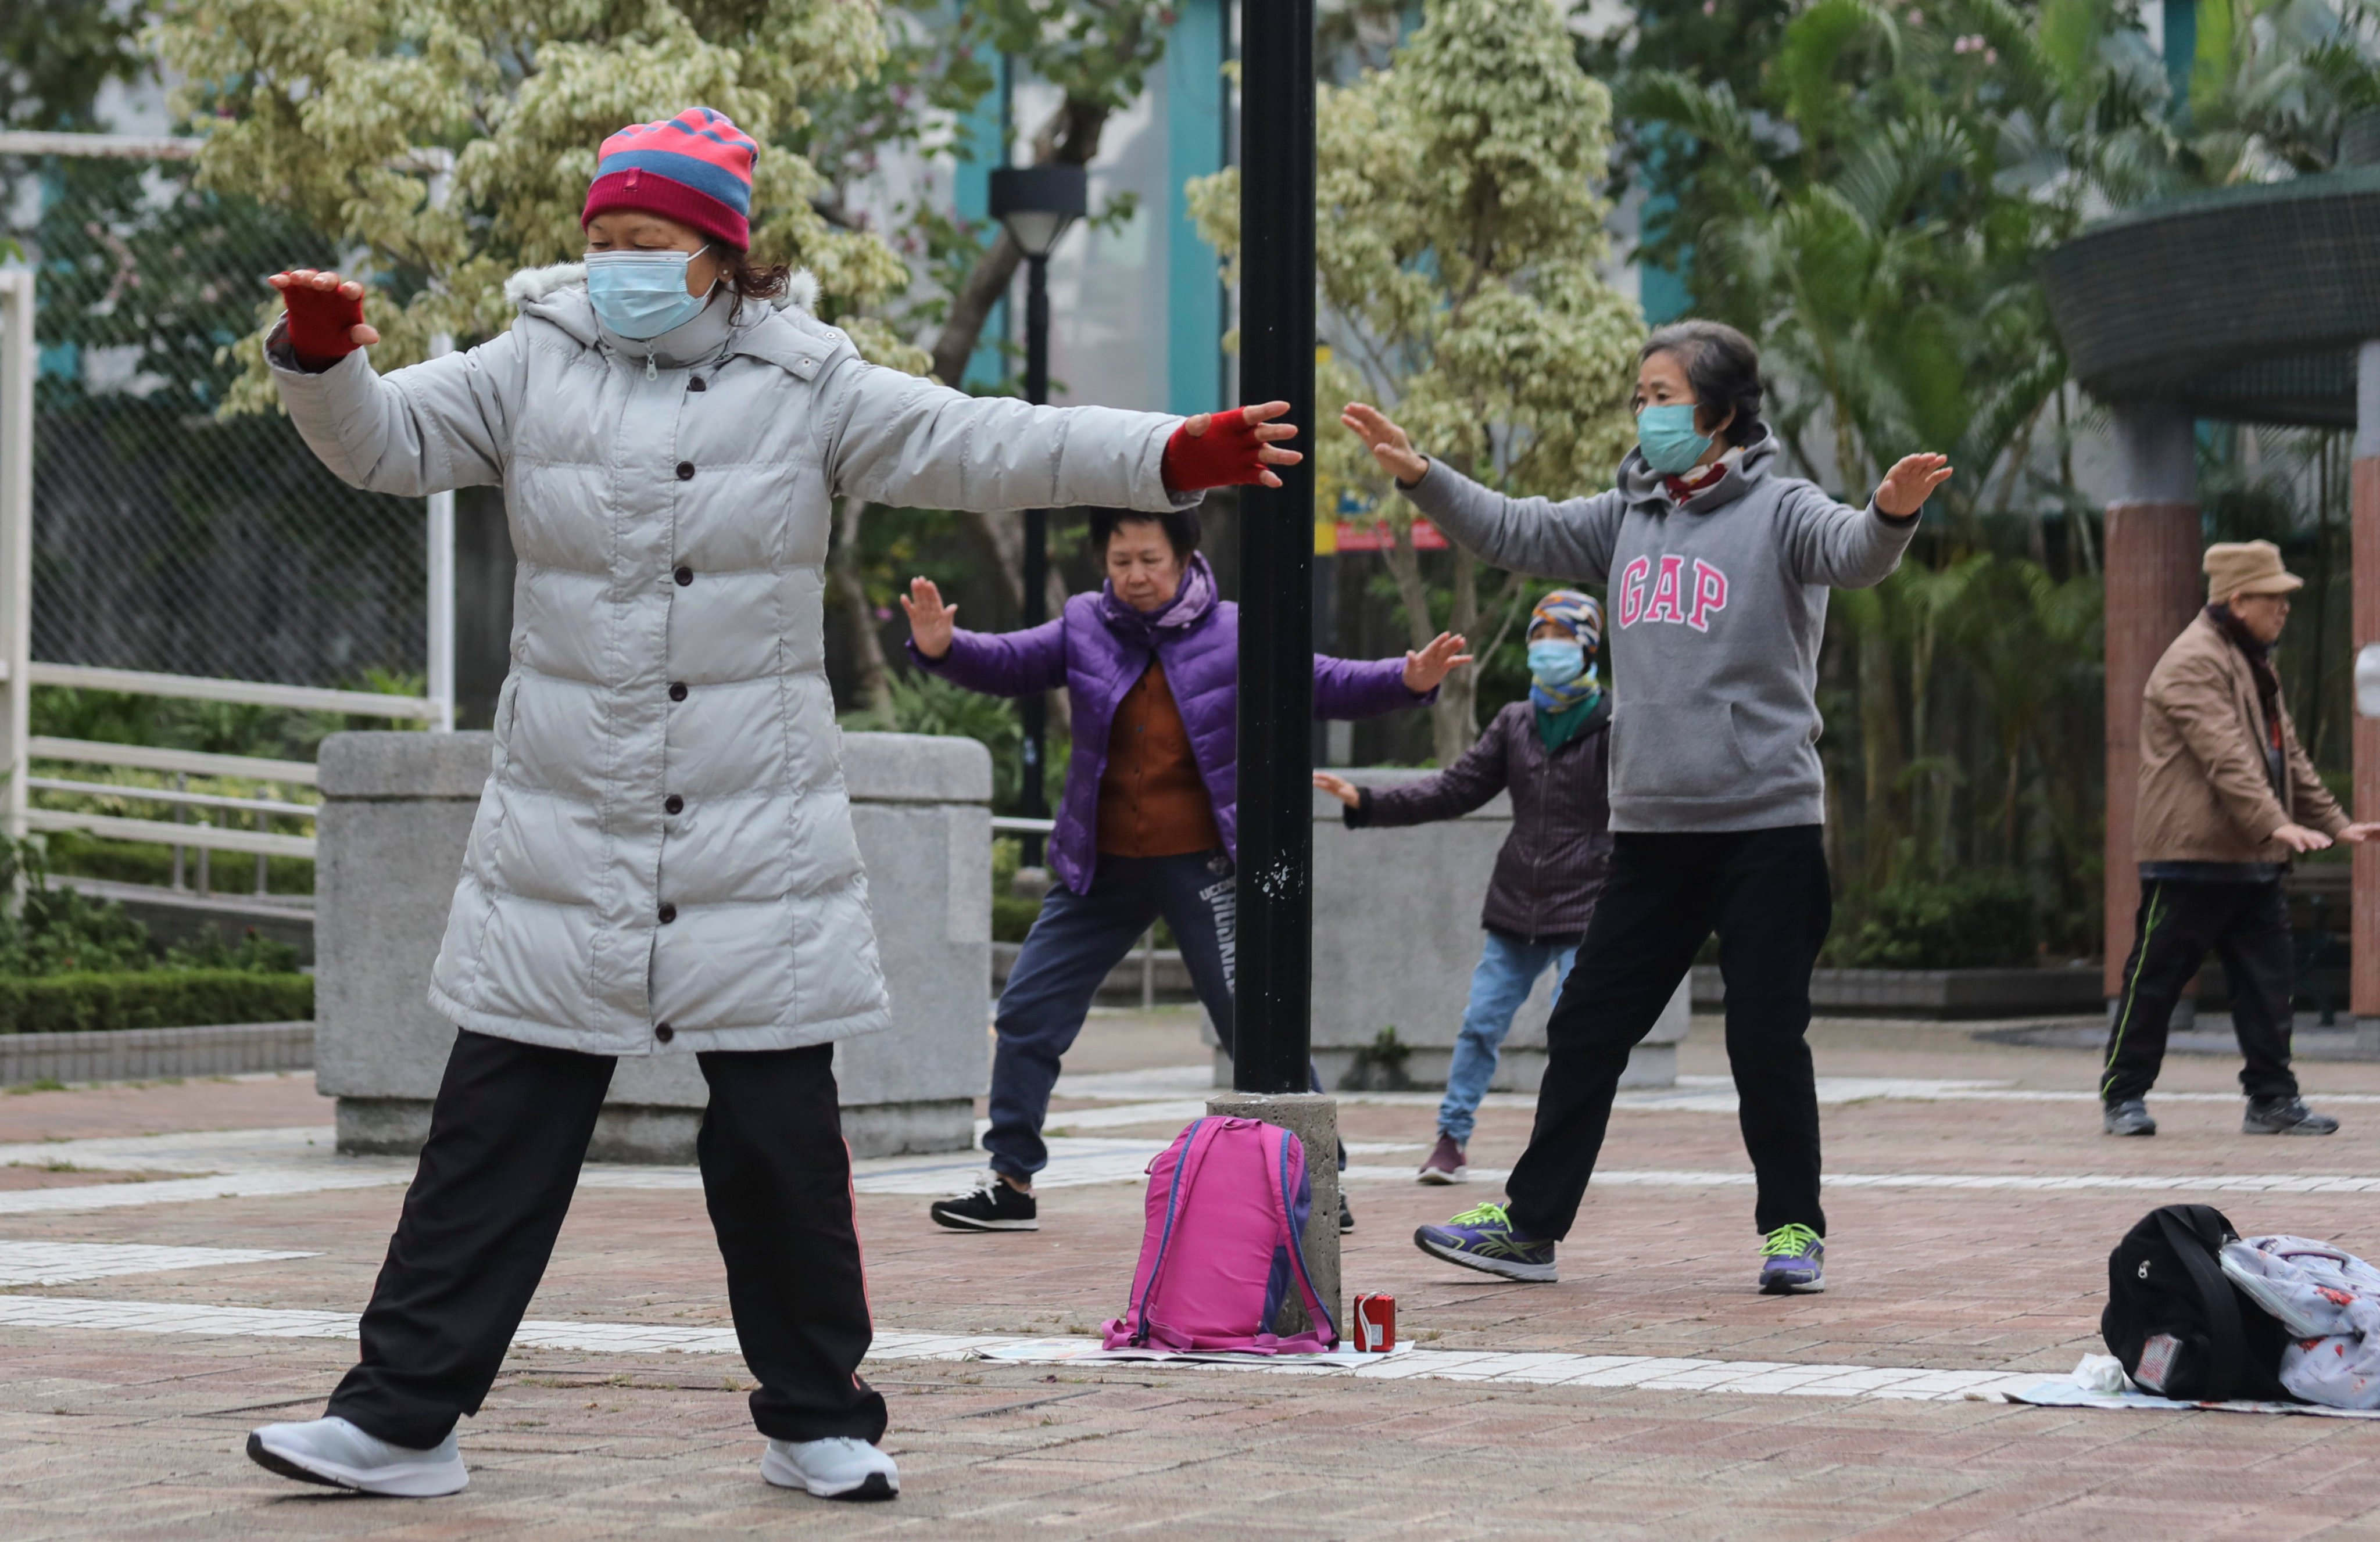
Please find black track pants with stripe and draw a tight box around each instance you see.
[327,1030,886,1450]
[2102,877,2300,1106]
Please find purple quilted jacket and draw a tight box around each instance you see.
[910,554,1430,894]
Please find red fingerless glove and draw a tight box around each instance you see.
[1161,408,1269,494]
[280,279,367,371]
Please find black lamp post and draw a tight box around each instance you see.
[1233,0,1318,1095]
[989,163,1088,867]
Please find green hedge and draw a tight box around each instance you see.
[0,969,313,1034]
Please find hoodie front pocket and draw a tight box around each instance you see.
[1610,697,1753,801]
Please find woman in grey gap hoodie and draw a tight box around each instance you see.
[1344,319,1952,1295]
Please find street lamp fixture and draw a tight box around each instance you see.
[989,164,1087,259]
[988,163,1088,869]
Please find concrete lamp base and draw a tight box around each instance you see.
[1206,1091,1341,1342]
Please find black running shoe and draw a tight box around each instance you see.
[2243,1096,2339,1136]
[1338,1191,1355,1234]
[929,1171,1039,1231]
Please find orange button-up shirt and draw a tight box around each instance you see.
[1097,659,1224,857]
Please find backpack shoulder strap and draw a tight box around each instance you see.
[2157,1206,2246,1398]
[1129,1117,1212,1347]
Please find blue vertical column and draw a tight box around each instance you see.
[1166,0,1227,415]
[1636,127,1691,326]
[953,48,1012,389]
[2163,0,2198,120]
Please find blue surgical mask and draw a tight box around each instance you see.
[1636,402,1714,475]
[1527,640,1586,687]
[585,250,714,340]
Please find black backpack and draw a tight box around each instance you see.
[2102,1203,2293,1401]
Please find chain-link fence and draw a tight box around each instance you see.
[3,142,426,691]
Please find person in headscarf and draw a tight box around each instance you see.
[1316,590,1615,1182]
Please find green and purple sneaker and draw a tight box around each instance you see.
[1758,1223,1825,1294]
[1413,1202,1557,1282]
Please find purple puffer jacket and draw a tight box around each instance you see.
[911,554,1430,894]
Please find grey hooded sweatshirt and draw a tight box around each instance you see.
[1400,430,1916,833]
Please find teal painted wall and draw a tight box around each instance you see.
[953,49,1011,390]
[2164,0,2197,119]
[1165,0,1227,415]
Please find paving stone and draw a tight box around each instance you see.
[4,1014,2380,1536]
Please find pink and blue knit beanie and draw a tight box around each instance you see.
[581,107,757,251]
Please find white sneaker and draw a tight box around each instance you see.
[761,1436,900,1500]
[246,1415,467,1496]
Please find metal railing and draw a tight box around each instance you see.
[0,137,456,894]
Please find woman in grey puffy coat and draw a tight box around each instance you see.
[239,106,1298,1505]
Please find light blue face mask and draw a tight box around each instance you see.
[1527,639,1586,687]
[584,250,714,340]
[1636,401,1715,475]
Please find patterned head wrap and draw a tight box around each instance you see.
[1530,589,1602,657]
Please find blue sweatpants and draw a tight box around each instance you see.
[985,848,1319,1181]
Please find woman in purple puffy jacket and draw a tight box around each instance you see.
[899,506,1468,1235]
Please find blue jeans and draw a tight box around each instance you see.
[1437,931,1578,1145]
[989,851,1227,1179]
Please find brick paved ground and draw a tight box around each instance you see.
[8,1012,2380,1539]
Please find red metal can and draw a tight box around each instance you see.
[1352,1292,1395,1353]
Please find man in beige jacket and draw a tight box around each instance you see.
[2107,540,2379,1136]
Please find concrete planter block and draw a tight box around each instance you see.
[318,730,993,1161]
[1691,963,2105,1020]
[1202,769,1685,1092]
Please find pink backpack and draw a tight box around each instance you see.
[1103,1116,1338,1353]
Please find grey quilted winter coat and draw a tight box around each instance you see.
[269,264,1196,1057]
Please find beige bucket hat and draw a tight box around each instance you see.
[2204,540,2304,602]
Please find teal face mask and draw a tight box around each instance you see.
[1636,402,1714,475]
[585,250,714,340]
[1527,640,1585,687]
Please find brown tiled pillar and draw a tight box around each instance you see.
[2354,344,2380,1030]
[2103,403,2203,1003]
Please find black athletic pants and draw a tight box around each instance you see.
[1505,826,1832,1241]
[2102,877,2299,1106]
[326,1030,886,1450]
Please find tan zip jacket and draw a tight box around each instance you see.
[2135,610,2344,864]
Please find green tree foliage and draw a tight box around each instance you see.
[2,0,147,132]
[148,0,929,414]
[1610,0,2380,958]
[1190,0,1643,762]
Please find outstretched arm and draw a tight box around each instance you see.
[1342,403,1623,583]
[263,268,520,497]
[1778,455,1952,589]
[822,345,1301,514]
[1323,720,1513,828]
[900,576,1067,695]
[1309,632,1470,718]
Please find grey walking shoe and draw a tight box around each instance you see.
[761,1436,899,1500]
[2243,1096,2339,1136]
[246,1416,467,1496]
[2103,1099,2157,1136]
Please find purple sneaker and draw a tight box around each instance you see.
[1758,1223,1825,1294]
[1413,1202,1556,1282]
[1416,1134,1468,1185]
